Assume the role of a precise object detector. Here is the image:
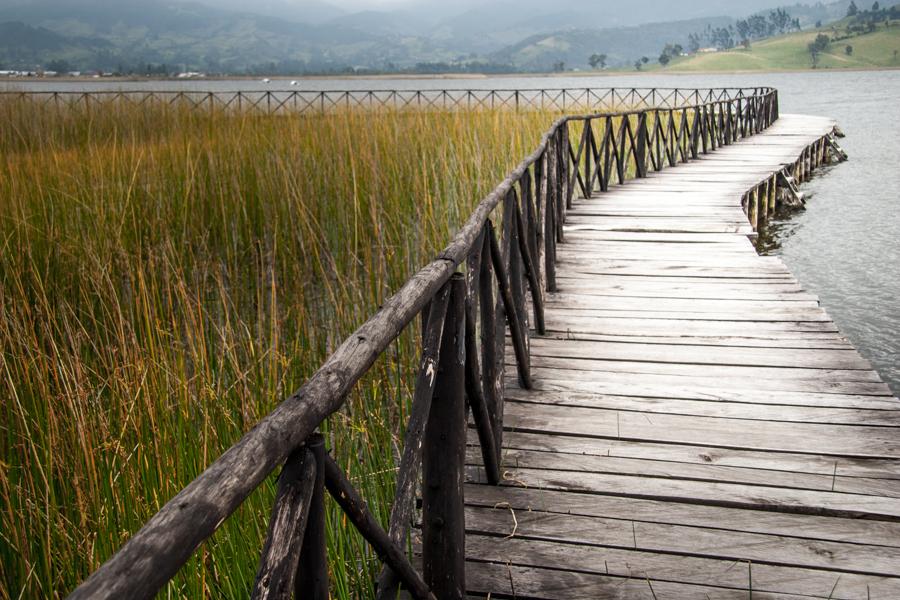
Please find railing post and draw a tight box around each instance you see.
[251,444,317,600]
[636,111,649,178]
[584,121,594,198]
[562,122,572,209]
[296,434,328,599]
[544,146,558,292]
[422,274,466,600]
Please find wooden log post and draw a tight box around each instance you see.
[488,220,533,390]
[583,121,594,198]
[462,228,499,485]
[555,129,566,241]
[599,117,612,191]
[376,284,452,599]
[422,274,467,600]
[544,149,558,292]
[521,170,540,296]
[251,445,317,600]
[562,122,572,210]
[296,434,328,599]
[506,190,529,358]
[635,112,649,178]
[515,202,546,335]
[615,118,627,184]
[690,108,701,159]
[478,227,504,464]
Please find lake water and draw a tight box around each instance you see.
[5,71,898,392]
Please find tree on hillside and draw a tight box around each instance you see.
[688,33,701,53]
[552,60,566,72]
[873,2,880,11]
[807,33,830,67]
[588,53,607,69]
[845,44,853,55]
[634,59,643,71]
[848,1,859,16]
[658,53,671,66]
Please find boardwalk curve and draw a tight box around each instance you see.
[464,115,900,599]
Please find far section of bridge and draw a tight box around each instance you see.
[62,87,899,600]
[463,114,900,599]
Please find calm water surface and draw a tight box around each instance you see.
[5,71,898,391]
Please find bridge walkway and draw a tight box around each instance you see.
[462,114,900,599]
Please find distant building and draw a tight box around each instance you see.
[698,47,719,53]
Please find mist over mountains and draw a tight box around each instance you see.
[0,0,852,73]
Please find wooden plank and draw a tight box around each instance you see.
[472,430,900,479]
[542,314,842,336]
[467,467,900,519]
[465,561,813,600]
[480,444,900,497]
[523,337,872,370]
[464,535,900,599]
[466,445,900,495]
[499,401,900,457]
[515,376,899,406]
[556,263,795,279]
[540,331,854,350]
[545,307,832,323]
[510,357,884,385]
[547,294,822,312]
[464,505,900,574]
[502,390,900,426]
[552,284,819,303]
[464,485,900,547]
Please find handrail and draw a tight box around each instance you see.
[3,86,776,114]
[66,87,779,599]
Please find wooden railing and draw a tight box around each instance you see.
[66,87,779,600]
[3,86,776,115]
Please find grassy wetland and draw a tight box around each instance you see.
[0,98,566,599]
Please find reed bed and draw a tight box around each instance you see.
[0,98,564,599]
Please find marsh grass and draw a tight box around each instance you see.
[0,98,569,599]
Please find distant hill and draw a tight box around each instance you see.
[0,0,888,74]
[491,16,735,70]
[649,9,900,71]
[0,0,385,72]
[0,20,111,66]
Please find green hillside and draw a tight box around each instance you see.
[652,14,900,71]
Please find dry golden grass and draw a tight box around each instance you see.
[0,98,568,599]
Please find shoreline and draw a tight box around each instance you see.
[2,65,900,85]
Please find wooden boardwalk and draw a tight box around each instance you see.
[463,115,900,599]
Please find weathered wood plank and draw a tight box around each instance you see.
[463,505,900,574]
[465,561,811,600]
[501,389,900,426]
[516,376,898,405]
[540,331,854,350]
[522,337,872,370]
[464,485,900,547]
[508,357,884,385]
[498,401,900,457]
[471,430,900,479]
[464,535,900,599]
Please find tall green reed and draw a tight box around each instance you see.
[0,98,559,599]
